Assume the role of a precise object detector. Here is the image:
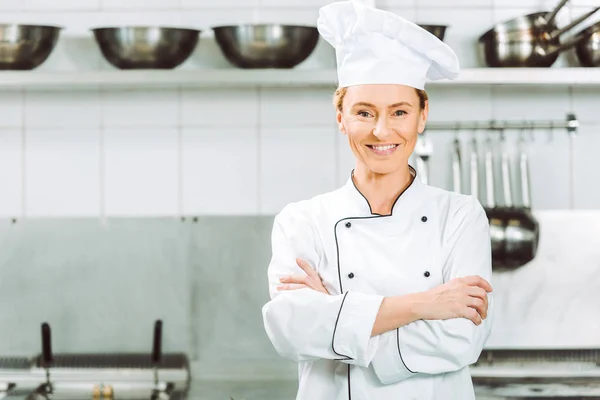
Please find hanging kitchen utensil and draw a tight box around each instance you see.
[415,132,432,185]
[574,20,600,67]
[483,135,505,266]
[503,132,540,268]
[500,132,513,208]
[478,0,600,67]
[451,130,462,193]
[470,136,479,199]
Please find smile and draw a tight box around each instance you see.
[366,144,399,155]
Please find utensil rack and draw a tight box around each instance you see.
[424,112,578,134]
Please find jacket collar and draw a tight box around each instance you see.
[343,165,424,217]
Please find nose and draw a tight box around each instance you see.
[373,116,394,140]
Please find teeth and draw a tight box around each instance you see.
[372,144,397,151]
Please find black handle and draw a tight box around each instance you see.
[152,320,162,364]
[41,322,52,367]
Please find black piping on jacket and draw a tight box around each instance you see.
[331,168,418,399]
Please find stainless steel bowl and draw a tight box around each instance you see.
[0,24,61,70]
[212,24,319,69]
[419,25,447,41]
[575,21,600,67]
[91,26,201,69]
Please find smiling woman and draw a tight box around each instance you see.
[261,1,495,400]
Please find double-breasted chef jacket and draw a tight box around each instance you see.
[262,168,494,400]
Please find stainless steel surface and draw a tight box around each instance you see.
[484,138,505,265]
[212,24,319,69]
[92,26,201,69]
[500,138,513,208]
[423,114,579,133]
[0,24,61,70]
[502,136,539,268]
[419,24,447,41]
[471,348,600,398]
[519,138,531,209]
[575,21,600,67]
[478,1,600,68]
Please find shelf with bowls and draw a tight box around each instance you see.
[0,68,597,90]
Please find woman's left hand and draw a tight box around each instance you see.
[278,258,330,295]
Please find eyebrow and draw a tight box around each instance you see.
[351,101,413,109]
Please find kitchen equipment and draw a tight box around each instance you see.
[0,24,61,70]
[91,27,201,69]
[472,348,600,398]
[575,20,600,67]
[0,322,190,400]
[502,136,540,268]
[419,25,447,41]
[212,24,319,69]
[478,0,600,67]
[483,136,506,266]
[414,133,432,185]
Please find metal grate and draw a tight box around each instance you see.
[475,349,600,366]
[34,353,189,370]
[0,357,37,370]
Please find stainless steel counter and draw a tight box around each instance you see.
[185,380,509,400]
[187,380,297,400]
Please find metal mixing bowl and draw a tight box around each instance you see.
[91,26,201,69]
[212,24,319,69]
[0,24,62,70]
[419,25,447,41]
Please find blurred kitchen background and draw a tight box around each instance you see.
[0,0,599,399]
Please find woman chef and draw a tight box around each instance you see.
[261,1,494,399]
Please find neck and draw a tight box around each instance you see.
[352,163,413,215]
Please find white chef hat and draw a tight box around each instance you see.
[317,0,460,90]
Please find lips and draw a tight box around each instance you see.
[366,144,399,156]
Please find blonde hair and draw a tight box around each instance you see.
[333,86,428,112]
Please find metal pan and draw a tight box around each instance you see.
[478,0,600,67]
[575,20,600,67]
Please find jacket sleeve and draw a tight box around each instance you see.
[261,203,385,367]
[371,197,494,384]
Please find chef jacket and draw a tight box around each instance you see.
[262,168,494,400]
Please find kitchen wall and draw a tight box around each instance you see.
[1,211,600,382]
[0,0,599,384]
[0,0,599,219]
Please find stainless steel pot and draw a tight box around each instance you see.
[0,24,61,70]
[212,24,319,69]
[91,26,201,69]
[575,20,600,67]
[478,0,600,67]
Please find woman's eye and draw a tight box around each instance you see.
[358,111,372,117]
[394,110,407,116]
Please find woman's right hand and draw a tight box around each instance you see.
[416,275,493,325]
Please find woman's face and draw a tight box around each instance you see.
[337,84,428,175]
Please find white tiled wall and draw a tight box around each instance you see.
[0,0,599,217]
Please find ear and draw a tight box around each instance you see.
[336,110,347,135]
[417,100,429,134]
